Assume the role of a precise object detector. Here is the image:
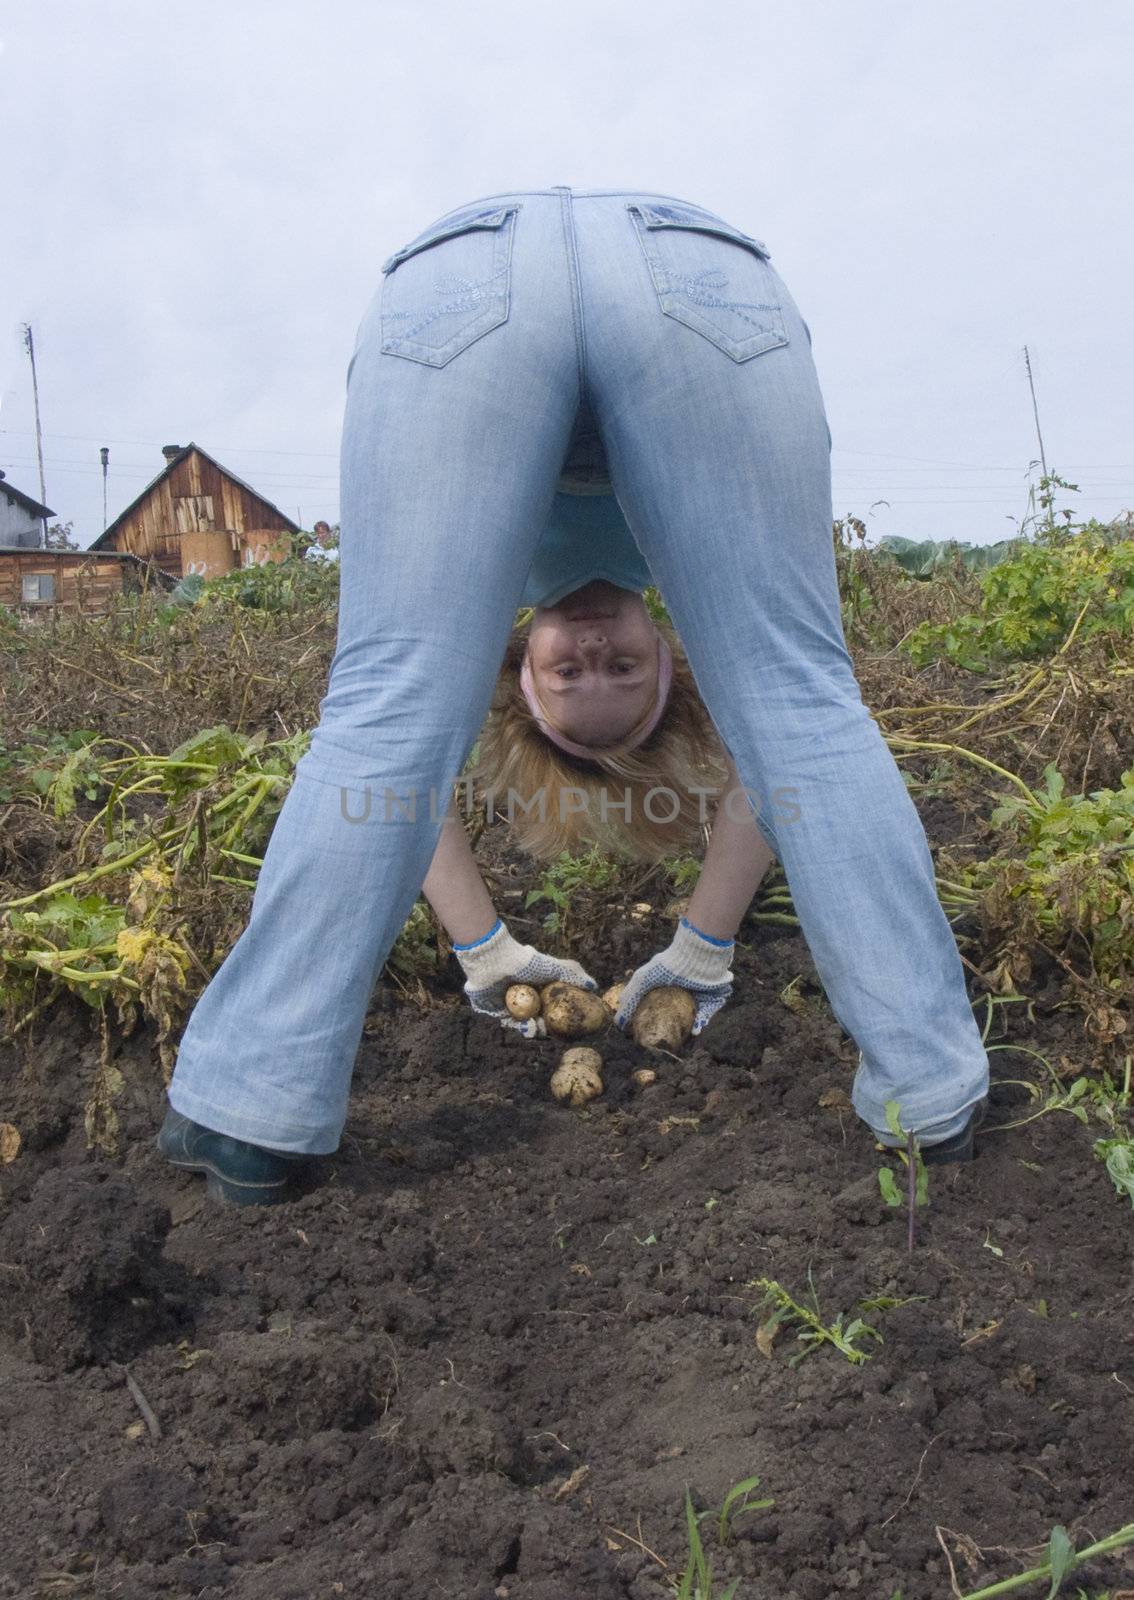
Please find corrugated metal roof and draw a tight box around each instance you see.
[0,548,154,562]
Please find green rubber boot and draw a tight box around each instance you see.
[157,1107,307,1205]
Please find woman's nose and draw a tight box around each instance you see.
[576,629,607,651]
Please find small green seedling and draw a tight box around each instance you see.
[954,1518,1134,1598]
[706,1476,774,1548]
[663,852,703,894]
[995,1073,1092,1132]
[752,1275,882,1366]
[524,846,617,938]
[878,1101,929,1252]
[675,1487,738,1600]
[858,1293,927,1314]
[675,1476,775,1599]
[1093,1135,1134,1208]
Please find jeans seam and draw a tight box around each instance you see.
[557,187,588,406]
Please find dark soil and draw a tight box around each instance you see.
[2,807,1133,1600]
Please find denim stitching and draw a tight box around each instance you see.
[556,187,588,404]
[625,207,786,354]
[383,264,509,350]
[381,210,516,363]
[661,267,783,336]
[382,207,515,274]
[641,202,746,232]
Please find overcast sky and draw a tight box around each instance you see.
[2,1,1132,551]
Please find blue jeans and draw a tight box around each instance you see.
[168,187,989,1153]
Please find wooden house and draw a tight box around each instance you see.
[0,466,174,618]
[0,546,173,618]
[87,443,302,578]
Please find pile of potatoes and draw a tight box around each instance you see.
[505,978,697,1108]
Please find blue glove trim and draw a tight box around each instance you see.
[680,915,733,949]
[451,917,503,952]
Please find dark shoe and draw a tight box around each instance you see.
[920,1097,989,1166]
[157,1108,306,1205]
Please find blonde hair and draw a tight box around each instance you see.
[472,618,730,862]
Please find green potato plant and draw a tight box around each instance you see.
[877,1100,930,1252]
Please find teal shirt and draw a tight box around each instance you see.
[521,490,653,610]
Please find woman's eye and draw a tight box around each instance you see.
[552,661,636,679]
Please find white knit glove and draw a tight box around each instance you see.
[452,918,599,1038]
[614,916,734,1036]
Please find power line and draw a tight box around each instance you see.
[3,426,1134,475]
[0,457,339,487]
[0,427,340,460]
[9,459,1134,498]
[838,496,1126,502]
[829,465,1134,474]
[5,449,1132,490]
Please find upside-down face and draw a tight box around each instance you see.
[525,580,661,747]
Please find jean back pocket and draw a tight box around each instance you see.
[380,204,519,367]
[628,202,788,362]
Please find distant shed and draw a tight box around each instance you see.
[88,443,301,578]
[0,547,173,618]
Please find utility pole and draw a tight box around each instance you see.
[100,447,110,531]
[1022,345,1052,532]
[21,324,49,546]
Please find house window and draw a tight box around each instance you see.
[21,572,56,603]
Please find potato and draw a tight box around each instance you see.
[505,983,542,1021]
[602,981,625,1013]
[550,1048,604,1107]
[540,981,607,1039]
[631,987,696,1051]
[631,1068,658,1089]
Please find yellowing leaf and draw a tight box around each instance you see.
[818,1087,852,1111]
[116,927,154,964]
[0,1123,21,1164]
[756,1318,780,1359]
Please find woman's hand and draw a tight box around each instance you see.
[614,917,734,1037]
[452,918,599,1037]
[611,754,771,1036]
